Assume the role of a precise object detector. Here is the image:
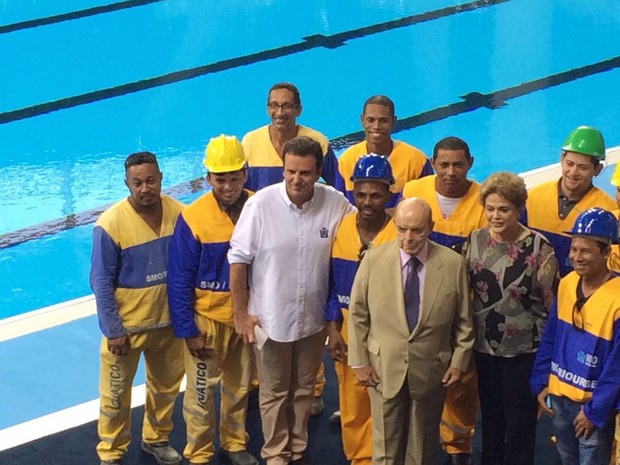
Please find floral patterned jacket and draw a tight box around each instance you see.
[464,228,559,356]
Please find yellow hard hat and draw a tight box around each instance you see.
[203,135,246,173]
[611,163,620,187]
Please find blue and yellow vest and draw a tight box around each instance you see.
[531,272,620,427]
[167,191,253,337]
[337,140,433,208]
[242,124,338,191]
[402,175,486,252]
[326,212,397,343]
[524,180,616,276]
[90,195,184,337]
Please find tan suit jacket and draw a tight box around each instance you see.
[348,239,473,400]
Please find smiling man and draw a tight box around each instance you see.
[167,135,259,465]
[228,136,353,465]
[243,82,333,415]
[531,207,620,465]
[326,154,397,465]
[524,126,616,276]
[242,82,338,191]
[337,95,433,208]
[91,152,184,465]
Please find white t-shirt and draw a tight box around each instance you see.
[435,191,463,219]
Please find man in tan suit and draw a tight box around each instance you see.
[347,198,474,465]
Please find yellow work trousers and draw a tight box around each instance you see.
[335,360,372,465]
[314,362,326,397]
[183,315,252,464]
[97,326,184,462]
[335,308,371,465]
[439,358,479,454]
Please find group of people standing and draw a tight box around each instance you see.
[89,81,620,465]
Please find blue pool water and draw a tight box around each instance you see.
[1,0,620,319]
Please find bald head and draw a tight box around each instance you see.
[395,198,434,256]
[396,197,432,225]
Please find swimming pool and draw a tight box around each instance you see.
[2,0,620,320]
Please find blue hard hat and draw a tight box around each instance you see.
[350,154,395,185]
[566,208,618,244]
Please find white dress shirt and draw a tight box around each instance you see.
[228,182,354,342]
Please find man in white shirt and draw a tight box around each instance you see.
[228,136,353,465]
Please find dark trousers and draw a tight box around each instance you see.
[474,352,538,465]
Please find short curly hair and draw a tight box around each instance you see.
[480,172,527,209]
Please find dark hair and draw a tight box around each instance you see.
[268,82,301,106]
[283,136,323,170]
[362,95,395,116]
[433,136,471,160]
[597,241,611,253]
[561,150,600,168]
[124,151,159,171]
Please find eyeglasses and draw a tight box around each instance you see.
[267,102,298,111]
[572,297,587,332]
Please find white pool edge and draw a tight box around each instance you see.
[0,379,187,452]
[520,145,620,188]
[0,294,96,342]
[0,144,619,450]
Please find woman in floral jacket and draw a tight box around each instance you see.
[464,171,559,465]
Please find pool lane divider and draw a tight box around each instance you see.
[0,177,207,249]
[0,0,508,125]
[331,55,620,149]
[4,146,620,341]
[1,53,620,249]
[0,0,163,35]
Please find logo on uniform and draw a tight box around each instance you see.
[320,227,329,239]
[577,351,598,368]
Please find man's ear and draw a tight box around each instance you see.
[593,163,603,177]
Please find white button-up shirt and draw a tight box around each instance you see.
[228,182,354,342]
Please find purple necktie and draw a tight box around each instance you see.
[404,257,420,332]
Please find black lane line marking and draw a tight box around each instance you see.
[329,55,620,150]
[0,0,163,35]
[2,54,619,249]
[0,0,508,125]
[0,177,206,249]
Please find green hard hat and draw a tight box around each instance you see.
[562,126,606,159]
